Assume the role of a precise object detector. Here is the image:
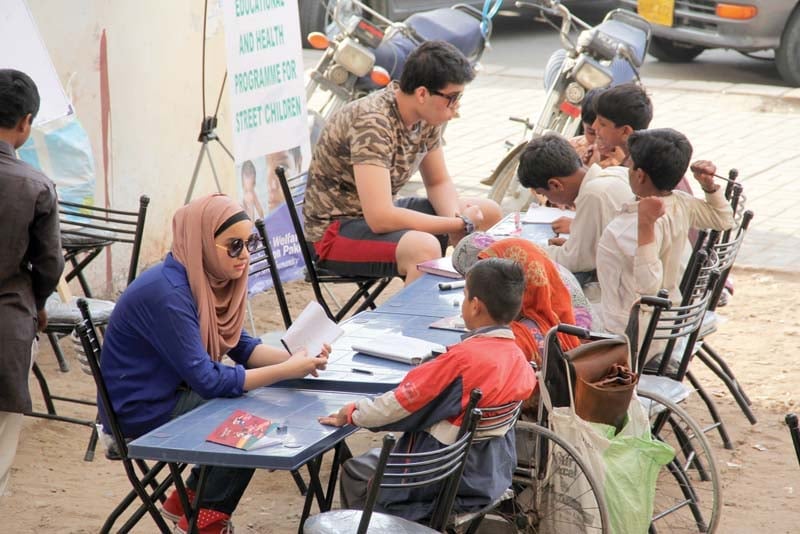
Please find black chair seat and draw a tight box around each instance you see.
[45,294,115,331]
[61,229,117,249]
[303,509,438,534]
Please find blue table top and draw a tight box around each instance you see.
[376,273,465,319]
[127,387,363,471]
[489,214,555,245]
[279,310,466,394]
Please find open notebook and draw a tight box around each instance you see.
[351,334,446,366]
[523,205,576,224]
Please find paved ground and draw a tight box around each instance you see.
[401,64,800,273]
[304,49,800,272]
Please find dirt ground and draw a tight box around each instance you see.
[2,267,800,533]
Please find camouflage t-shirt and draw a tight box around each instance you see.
[304,82,443,242]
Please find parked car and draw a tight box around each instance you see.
[615,0,800,86]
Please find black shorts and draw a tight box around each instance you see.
[312,197,448,278]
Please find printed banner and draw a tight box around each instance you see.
[222,0,311,293]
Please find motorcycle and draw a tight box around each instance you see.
[304,0,502,145]
[484,0,651,212]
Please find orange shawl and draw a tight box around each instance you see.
[478,238,580,364]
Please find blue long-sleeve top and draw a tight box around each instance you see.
[99,253,261,438]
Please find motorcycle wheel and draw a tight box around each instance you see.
[487,141,536,214]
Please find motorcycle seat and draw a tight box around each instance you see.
[357,8,483,91]
[595,19,648,65]
[405,8,484,60]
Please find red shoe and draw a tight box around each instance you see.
[161,488,195,523]
[175,509,233,534]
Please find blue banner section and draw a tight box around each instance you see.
[248,202,306,295]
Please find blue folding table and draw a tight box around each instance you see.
[127,387,365,534]
[278,309,465,395]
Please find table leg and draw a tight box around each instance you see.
[179,465,209,534]
[298,456,323,533]
[297,441,354,533]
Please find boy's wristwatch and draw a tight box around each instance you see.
[457,214,475,234]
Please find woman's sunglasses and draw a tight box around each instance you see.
[216,233,260,258]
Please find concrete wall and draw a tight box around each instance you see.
[29,0,237,295]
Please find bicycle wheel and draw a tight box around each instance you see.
[637,389,722,533]
[487,141,535,214]
[499,420,610,533]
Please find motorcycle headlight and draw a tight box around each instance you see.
[333,37,375,77]
[573,56,613,90]
[565,82,585,105]
[327,64,350,85]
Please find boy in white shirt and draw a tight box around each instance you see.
[517,134,632,286]
[596,128,734,337]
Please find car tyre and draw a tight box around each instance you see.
[777,7,800,86]
[299,0,329,48]
[648,36,705,63]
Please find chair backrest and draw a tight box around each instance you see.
[706,210,754,312]
[639,271,720,380]
[253,219,293,329]
[680,230,717,298]
[679,247,720,306]
[459,387,523,441]
[59,195,150,286]
[358,408,483,534]
[274,165,336,320]
[74,298,129,459]
[721,169,747,241]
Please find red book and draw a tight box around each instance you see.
[206,410,278,450]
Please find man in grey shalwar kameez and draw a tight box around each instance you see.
[0,69,63,495]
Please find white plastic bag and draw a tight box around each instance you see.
[540,368,674,533]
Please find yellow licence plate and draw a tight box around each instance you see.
[638,0,675,27]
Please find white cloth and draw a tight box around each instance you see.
[0,340,36,497]
[596,188,734,336]
[545,164,632,273]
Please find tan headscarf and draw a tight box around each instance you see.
[172,194,250,361]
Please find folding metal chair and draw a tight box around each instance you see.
[448,389,524,534]
[253,218,293,329]
[74,299,186,534]
[28,195,150,461]
[690,212,757,430]
[633,263,735,453]
[59,195,150,296]
[303,408,483,534]
[252,218,316,497]
[275,165,393,322]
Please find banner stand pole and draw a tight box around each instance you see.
[184,0,231,205]
[184,113,232,204]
